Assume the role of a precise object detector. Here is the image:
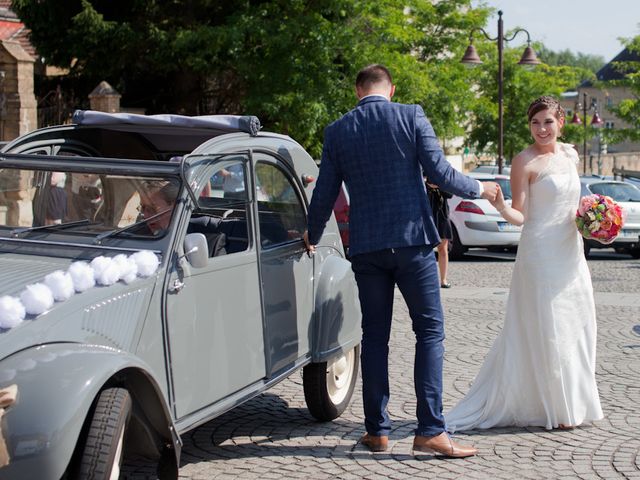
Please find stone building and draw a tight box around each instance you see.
[560,48,640,176]
[0,0,37,141]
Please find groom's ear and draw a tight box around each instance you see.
[389,84,396,98]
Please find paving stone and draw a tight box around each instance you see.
[121,256,640,480]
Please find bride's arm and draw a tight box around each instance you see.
[492,154,527,226]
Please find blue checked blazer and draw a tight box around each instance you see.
[307,96,481,256]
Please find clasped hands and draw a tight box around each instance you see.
[481,181,507,212]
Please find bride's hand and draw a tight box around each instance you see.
[490,186,507,212]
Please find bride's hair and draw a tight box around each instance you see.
[527,96,565,123]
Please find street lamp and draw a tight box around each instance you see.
[461,10,540,174]
[570,92,604,175]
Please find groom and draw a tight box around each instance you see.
[304,64,498,456]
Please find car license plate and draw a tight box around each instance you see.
[498,222,520,232]
[620,229,640,238]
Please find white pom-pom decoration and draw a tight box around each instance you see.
[68,261,96,292]
[0,296,26,329]
[20,283,55,315]
[44,270,75,302]
[131,250,160,277]
[114,254,138,284]
[91,256,121,286]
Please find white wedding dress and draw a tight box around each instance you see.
[445,143,603,431]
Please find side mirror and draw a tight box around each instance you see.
[184,233,208,268]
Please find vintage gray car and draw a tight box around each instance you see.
[0,111,361,479]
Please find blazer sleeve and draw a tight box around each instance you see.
[414,105,480,199]
[307,126,343,245]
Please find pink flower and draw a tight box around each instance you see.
[578,195,597,215]
[576,194,625,244]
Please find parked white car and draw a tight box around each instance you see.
[579,176,640,258]
[447,173,521,259]
[471,165,511,175]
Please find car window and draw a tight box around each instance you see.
[255,161,306,248]
[0,165,181,239]
[193,158,250,255]
[588,182,640,202]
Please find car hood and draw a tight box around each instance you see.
[0,253,157,362]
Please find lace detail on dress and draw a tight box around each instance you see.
[532,143,577,184]
[560,143,580,165]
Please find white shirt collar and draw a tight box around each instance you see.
[359,94,390,101]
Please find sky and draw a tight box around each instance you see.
[475,0,640,61]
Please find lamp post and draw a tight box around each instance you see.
[570,92,604,175]
[461,10,540,174]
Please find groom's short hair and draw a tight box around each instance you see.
[356,64,393,89]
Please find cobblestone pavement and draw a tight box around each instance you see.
[124,252,640,479]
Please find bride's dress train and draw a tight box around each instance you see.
[445,144,603,432]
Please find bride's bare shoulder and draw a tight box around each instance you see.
[512,146,538,169]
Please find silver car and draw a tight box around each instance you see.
[0,111,361,479]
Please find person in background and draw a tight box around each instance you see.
[45,172,67,225]
[425,179,453,288]
[137,180,179,235]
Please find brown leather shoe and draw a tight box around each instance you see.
[412,432,477,458]
[359,433,389,452]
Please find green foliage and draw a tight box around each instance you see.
[606,35,640,143]
[537,46,605,74]
[465,41,583,161]
[13,0,489,158]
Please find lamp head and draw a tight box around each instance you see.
[518,45,540,66]
[591,112,604,126]
[570,112,582,125]
[461,44,483,66]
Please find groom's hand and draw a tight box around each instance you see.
[480,181,499,202]
[303,230,316,256]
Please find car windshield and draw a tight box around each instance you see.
[0,166,181,240]
[588,182,640,202]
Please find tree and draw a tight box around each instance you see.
[13,0,490,158]
[465,41,583,161]
[605,35,640,143]
[537,46,605,73]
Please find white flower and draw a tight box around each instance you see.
[68,261,96,292]
[44,270,75,301]
[91,256,121,286]
[0,296,25,329]
[20,283,55,315]
[130,250,160,277]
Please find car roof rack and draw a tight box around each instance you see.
[72,110,262,136]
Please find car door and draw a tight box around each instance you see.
[165,153,265,419]
[253,153,314,376]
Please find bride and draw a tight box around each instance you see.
[445,96,603,432]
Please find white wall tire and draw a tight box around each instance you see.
[303,344,359,421]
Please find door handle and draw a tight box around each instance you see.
[169,279,185,293]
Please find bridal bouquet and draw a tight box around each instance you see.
[575,194,625,244]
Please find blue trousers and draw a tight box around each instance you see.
[350,245,445,437]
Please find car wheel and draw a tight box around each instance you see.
[76,388,131,480]
[303,344,359,421]
[583,240,591,258]
[449,226,466,260]
[630,248,640,259]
